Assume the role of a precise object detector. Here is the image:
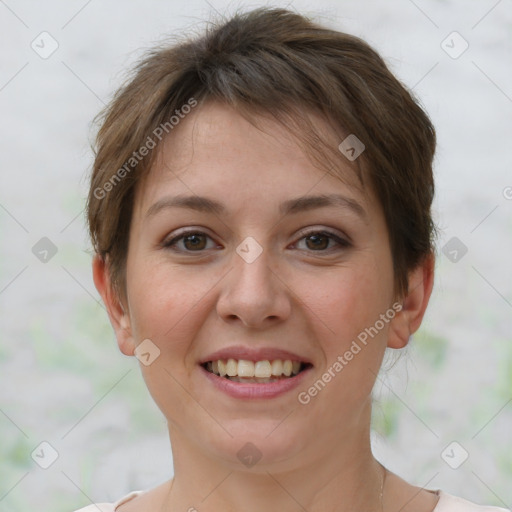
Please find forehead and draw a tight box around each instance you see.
[134,101,373,217]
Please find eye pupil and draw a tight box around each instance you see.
[306,234,329,250]
[185,234,206,250]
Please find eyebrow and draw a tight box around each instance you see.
[145,193,367,220]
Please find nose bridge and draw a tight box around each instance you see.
[235,238,274,290]
[217,236,289,327]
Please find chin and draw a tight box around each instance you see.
[204,419,307,471]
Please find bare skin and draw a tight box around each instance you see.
[116,473,441,512]
[93,101,436,512]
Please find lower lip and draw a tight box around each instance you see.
[199,364,313,399]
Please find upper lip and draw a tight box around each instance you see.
[199,345,313,365]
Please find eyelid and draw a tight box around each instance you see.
[291,227,351,251]
[162,228,218,250]
[294,225,351,244]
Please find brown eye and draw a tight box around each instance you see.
[163,231,215,252]
[304,233,330,250]
[295,230,350,253]
[182,233,207,250]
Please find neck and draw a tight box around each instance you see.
[163,401,385,512]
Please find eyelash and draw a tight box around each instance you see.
[162,229,351,254]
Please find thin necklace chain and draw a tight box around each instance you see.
[162,465,388,511]
[380,464,388,512]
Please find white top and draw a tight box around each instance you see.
[72,489,510,511]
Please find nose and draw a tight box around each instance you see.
[216,244,291,329]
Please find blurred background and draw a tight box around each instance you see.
[0,0,511,510]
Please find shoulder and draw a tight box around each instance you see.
[435,491,510,512]
[72,505,115,512]
[71,491,145,512]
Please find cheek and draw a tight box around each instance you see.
[308,261,392,346]
[126,258,218,358]
[124,260,214,422]
[300,253,394,398]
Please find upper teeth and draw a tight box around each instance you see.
[206,359,302,378]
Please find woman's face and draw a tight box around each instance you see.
[112,101,400,470]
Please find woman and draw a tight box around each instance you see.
[76,6,509,512]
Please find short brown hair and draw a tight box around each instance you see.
[87,6,436,302]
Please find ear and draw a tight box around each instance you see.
[92,254,135,356]
[387,252,435,349]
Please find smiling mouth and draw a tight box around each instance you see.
[201,359,312,383]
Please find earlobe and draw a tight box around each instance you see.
[117,316,136,356]
[387,252,435,349]
[92,254,136,356]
